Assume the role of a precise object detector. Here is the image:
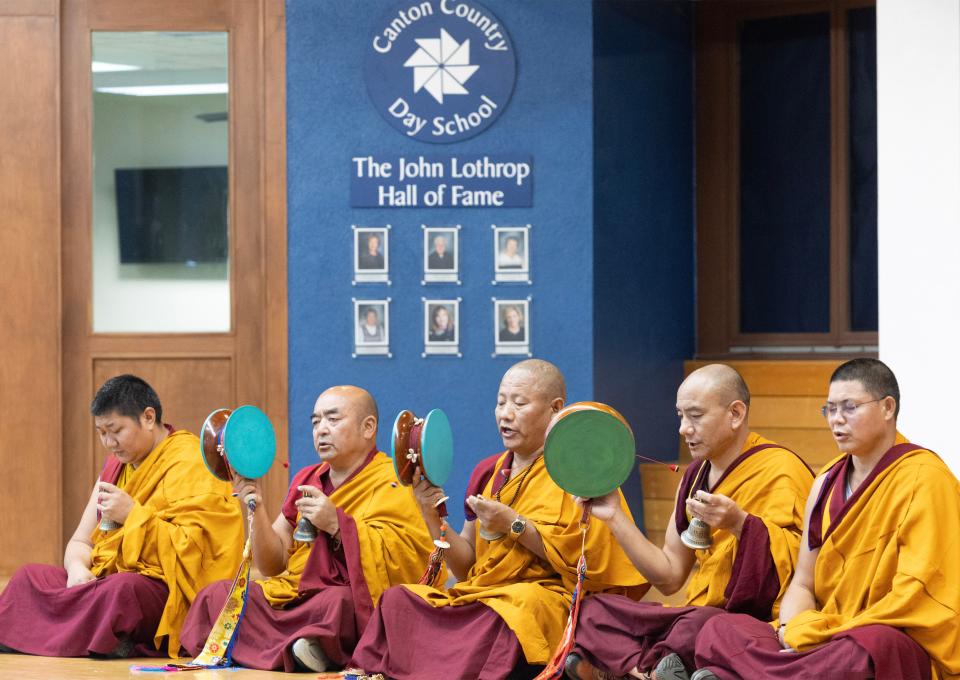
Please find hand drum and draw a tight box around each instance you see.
[390,409,453,487]
[200,405,277,482]
[544,401,635,498]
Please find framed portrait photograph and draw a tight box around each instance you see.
[422,225,460,284]
[353,298,390,356]
[493,224,530,283]
[493,298,531,356]
[423,298,461,356]
[353,225,390,284]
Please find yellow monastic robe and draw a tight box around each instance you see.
[89,430,244,656]
[785,438,960,680]
[258,452,434,609]
[404,452,648,665]
[683,432,813,617]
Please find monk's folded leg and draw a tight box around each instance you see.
[694,613,874,680]
[181,580,360,672]
[834,625,931,680]
[349,586,525,680]
[573,595,724,675]
[179,579,232,659]
[0,564,167,657]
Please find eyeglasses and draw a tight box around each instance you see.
[820,398,882,419]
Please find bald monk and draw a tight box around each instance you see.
[179,386,434,672]
[0,374,244,658]
[341,359,648,680]
[692,359,960,680]
[566,364,814,680]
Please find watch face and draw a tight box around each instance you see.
[510,518,525,534]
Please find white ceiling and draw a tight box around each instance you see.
[92,32,228,90]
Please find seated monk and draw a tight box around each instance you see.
[179,385,435,672]
[566,363,814,680]
[691,358,960,680]
[342,359,648,680]
[0,374,244,658]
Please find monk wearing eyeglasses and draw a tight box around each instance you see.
[691,358,960,680]
[565,363,814,680]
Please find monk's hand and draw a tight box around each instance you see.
[66,564,96,588]
[97,481,135,525]
[296,485,339,536]
[574,490,621,522]
[777,623,796,652]
[465,495,512,535]
[232,474,262,511]
[685,491,748,536]
[411,466,446,518]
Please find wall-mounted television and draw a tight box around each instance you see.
[115,166,228,264]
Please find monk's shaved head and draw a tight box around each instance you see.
[318,385,379,424]
[680,364,750,408]
[504,358,567,402]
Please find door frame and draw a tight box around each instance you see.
[60,0,288,548]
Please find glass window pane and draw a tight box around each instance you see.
[92,32,229,333]
[739,13,831,334]
[848,7,879,332]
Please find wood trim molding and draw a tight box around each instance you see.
[0,0,56,16]
[261,0,289,513]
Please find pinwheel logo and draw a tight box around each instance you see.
[365,0,516,143]
[404,29,479,104]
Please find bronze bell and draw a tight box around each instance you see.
[680,517,712,550]
[99,517,122,532]
[293,516,317,543]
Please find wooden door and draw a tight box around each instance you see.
[60,0,288,549]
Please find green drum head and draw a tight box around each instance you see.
[544,410,635,498]
[421,409,453,487]
[221,405,276,480]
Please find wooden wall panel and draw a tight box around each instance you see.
[0,10,61,572]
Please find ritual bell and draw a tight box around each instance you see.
[680,517,713,550]
[293,490,318,543]
[99,517,122,532]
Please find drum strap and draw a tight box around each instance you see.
[131,504,256,672]
[533,508,591,680]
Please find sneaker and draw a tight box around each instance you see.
[654,653,689,680]
[690,670,720,680]
[107,635,135,659]
[564,652,625,680]
[292,637,330,672]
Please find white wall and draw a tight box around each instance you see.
[92,92,230,332]
[877,0,960,470]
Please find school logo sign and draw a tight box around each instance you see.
[365,0,516,143]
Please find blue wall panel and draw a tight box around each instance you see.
[592,1,695,525]
[286,0,594,529]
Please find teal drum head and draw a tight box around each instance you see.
[421,409,453,487]
[544,405,635,498]
[221,405,277,480]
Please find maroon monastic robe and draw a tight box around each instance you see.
[572,436,812,675]
[180,451,431,671]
